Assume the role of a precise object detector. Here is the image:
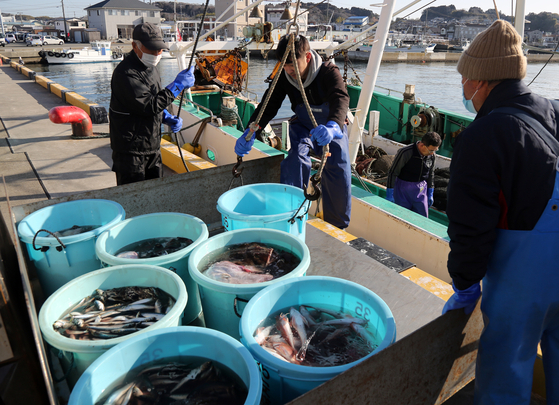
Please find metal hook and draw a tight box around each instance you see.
[232,155,244,178]
[304,173,322,201]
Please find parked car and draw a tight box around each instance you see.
[0,34,6,47]
[27,35,43,46]
[5,33,16,43]
[42,35,64,45]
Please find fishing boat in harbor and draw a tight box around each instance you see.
[38,41,124,64]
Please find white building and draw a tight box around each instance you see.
[215,0,265,40]
[266,3,308,34]
[53,17,86,39]
[453,23,487,41]
[85,0,163,40]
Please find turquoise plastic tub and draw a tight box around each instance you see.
[38,264,187,388]
[239,276,396,405]
[95,212,208,324]
[68,326,262,405]
[217,183,311,242]
[189,228,310,340]
[17,199,125,298]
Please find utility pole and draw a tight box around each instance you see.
[0,8,5,36]
[61,0,68,41]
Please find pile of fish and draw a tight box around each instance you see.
[96,360,247,405]
[53,286,175,340]
[48,224,100,238]
[202,242,300,284]
[254,305,377,367]
[115,237,194,259]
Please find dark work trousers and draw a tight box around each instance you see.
[112,150,163,186]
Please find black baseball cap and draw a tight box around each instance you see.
[133,22,168,51]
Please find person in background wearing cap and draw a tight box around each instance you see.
[442,19,559,404]
[109,22,195,185]
[385,131,441,218]
[234,35,352,229]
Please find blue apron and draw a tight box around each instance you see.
[393,177,429,217]
[280,101,352,229]
[475,164,559,404]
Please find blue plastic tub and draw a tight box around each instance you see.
[239,276,396,405]
[69,326,262,405]
[17,199,125,297]
[38,264,187,388]
[189,228,310,340]
[217,183,311,242]
[95,212,208,324]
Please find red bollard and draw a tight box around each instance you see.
[48,106,93,137]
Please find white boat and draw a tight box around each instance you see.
[40,41,124,64]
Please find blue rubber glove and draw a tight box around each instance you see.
[386,188,395,203]
[166,66,195,97]
[162,109,183,133]
[235,127,256,156]
[428,188,434,207]
[310,121,343,146]
[442,283,481,315]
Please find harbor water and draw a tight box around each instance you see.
[31,56,559,120]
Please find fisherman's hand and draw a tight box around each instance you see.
[162,109,183,133]
[235,127,256,156]
[386,188,395,203]
[166,66,195,97]
[310,121,343,146]
[428,188,434,207]
[442,283,481,315]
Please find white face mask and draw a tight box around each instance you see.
[140,52,162,67]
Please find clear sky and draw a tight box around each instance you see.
[0,0,557,21]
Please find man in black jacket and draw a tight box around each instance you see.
[385,131,441,217]
[234,35,351,229]
[443,20,559,405]
[110,22,194,185]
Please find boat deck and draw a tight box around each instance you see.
[0,58,546,405]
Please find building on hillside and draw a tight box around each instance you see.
[343,16,368,31]
[265,3,308,35]
[215,0,265,40]
[453,23,487,41]
[85,0,163,40]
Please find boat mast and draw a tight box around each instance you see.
[346,0,396,165]
[513,0,526,40]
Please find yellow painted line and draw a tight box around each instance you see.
[35,75,53,90]
[400,267,454,301]
[160,139,216,173]
[64,92,92,115]
[50,83,68,98]
[307,218,357,243]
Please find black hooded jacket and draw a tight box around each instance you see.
[109,51,175,155]
[447,79,559,290]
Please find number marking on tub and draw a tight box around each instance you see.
[355,301,371,321]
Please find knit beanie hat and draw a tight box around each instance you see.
[457,19,526,81]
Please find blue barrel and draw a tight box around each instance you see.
[217,183,310,242]
[38,264,187,388]
[189,228,310,340]
[95,212,208,324]
[17,199,125,297]
[69,326,262,405]
[239,276,396,405]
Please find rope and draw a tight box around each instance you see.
[220,104,245,131]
